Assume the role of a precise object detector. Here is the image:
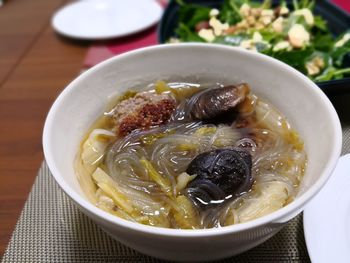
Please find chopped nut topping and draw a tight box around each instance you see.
[260,16,272,25]
[305,56,325,76]
[251,8,262,17]
[240,39,255,50]
[305,62,320,76]
[272,17,284,33]
[209,16,229,36]
[313,56,325,68]
[198,28,215,42]
[255,22,265,30]
[280,6,289,15]
[273,41,291,52]
[261,9,274,17]
[236,19,249,31]
[209,8,219,17]
[240,3,251,17]
[288,24,310,48]
[246,16,256,26]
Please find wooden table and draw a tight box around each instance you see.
[0,0,88,256]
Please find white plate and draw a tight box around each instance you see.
[304,154,350,263]
[52,0,163,40]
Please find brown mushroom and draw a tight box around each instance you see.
[189,83,250,120]
[186,148,253,209]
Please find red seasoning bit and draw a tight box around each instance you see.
[195,21,211,32]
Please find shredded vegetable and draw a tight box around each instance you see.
[75,81,307,229]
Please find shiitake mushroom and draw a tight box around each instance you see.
[189,83,250,121]
[186,148,253,209]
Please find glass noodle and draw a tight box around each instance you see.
[75,81,307,229]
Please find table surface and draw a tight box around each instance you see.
[0,0,88,256]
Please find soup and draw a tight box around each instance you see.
[75,81,306,229]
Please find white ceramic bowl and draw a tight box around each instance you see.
[43,44,342,261]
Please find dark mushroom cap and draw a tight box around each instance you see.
[190,83,250,121]
[186,148,253,208]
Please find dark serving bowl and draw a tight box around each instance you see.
[158,0,350,95]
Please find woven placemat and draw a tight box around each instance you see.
[2,96,350,263]
[1,162,311,263]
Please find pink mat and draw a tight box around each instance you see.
[83,0,350,68]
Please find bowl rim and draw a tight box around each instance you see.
[43,43,342,237]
